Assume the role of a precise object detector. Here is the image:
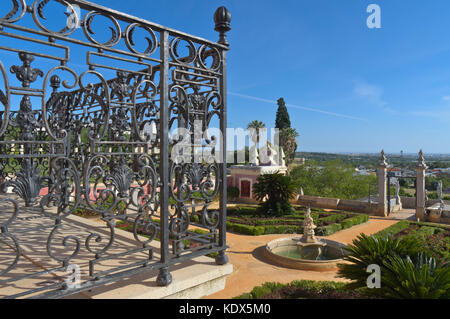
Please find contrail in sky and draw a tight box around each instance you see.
[229,92,369,122]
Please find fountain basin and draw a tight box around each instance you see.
[264,237,348,272]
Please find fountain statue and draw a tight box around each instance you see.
[296,207,326,260]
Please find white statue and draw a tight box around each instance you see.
[249,145,259,166]
[394,179,402,206]
[296,187,304,201]
[279,147,286,167]
[437,180,444,208]
[301,207,318,244]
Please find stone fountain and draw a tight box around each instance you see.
[296,207,327,260]
[264,207,348,271]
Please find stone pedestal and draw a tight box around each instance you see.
[416,150,428,221]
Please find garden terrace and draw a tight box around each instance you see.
[225,205,369,236]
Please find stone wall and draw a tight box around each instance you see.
[400,197,450,209]
[295,195,405,215]
[296,195,380,215]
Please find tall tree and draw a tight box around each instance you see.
[275,98,298,164]
[275,98,291,130]
[247,120,266,144]
[279,127,299,164]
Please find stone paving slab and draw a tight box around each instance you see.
[0,199,232,299]
[205,218,398,299]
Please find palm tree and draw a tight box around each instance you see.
[247,120,266,144]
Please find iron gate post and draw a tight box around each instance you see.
[157,30,172,286]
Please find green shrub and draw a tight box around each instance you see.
[248,282,285,299]
[374,221,450,264]
[340,215,369,229]
[290,280,348,293]
[226,206,368,236]
[227,186,240,200]
[417,226,437,236]
[316,223,342,236]
[263,225,300,235]
[318,214,346,225]
[252,172,297,216]
[234,280,356,299]
[375,220,410,238]
[226,222,265,236]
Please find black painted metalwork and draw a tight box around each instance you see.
[0,0,230,299]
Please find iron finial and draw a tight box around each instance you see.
[214,6,231,46]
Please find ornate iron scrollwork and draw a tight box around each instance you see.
[6,159,47,207]
[0,0,230,299]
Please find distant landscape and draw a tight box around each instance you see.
[295,152,450,170]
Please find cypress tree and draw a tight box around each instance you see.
[275,98,291,130]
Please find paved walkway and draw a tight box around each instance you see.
[387,209,416,221]
[206,218,398,299]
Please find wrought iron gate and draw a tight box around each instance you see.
[0,0,231,299]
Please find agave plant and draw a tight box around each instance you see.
[381,253,450,299]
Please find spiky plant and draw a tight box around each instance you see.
[337,234,414,289]
[381,253,450,299]
[252,172,297,216]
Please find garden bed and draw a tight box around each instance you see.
[375,220,450,263]
[226,205,369,236]
[234,280,372,299]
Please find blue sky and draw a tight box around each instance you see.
[3,0,450,154]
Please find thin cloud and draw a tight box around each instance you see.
[229,92,369,122]
[353,81,397,114]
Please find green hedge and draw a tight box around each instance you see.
[226,222,265,236]
[375,220,410,239]
[234,280,355,299]
[316,223,342,236]
[226,205,369,237]
[317,214,346,225]
[340,214,369,230]
[263,225,300,234]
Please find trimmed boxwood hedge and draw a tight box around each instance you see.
[340,214,370,230]
[316,223,342,236]
[226,222,266,236]
[226,206,369,236]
